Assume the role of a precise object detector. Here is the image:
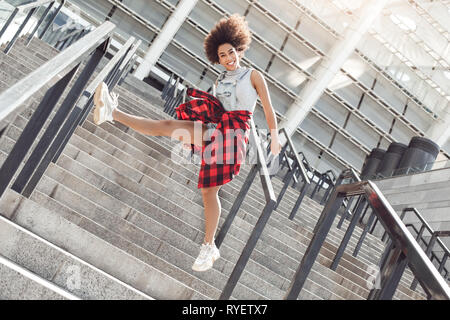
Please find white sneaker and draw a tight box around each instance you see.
[192,242,220,272]
[93,82,119,125]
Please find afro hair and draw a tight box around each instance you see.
[204,14,252,64]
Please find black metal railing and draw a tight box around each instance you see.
[278,148,337,210]
[0,0,64,54]
[330,169,372,271]
[53,26,91,51]
[380,208,450,291]
[310,170,336,201]
[271,128,311,220]
[0,21,140,200]
[218,118,277,300]
[161,74,186,117]
[285,180,450,300]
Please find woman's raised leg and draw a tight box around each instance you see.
[112,108,209,148]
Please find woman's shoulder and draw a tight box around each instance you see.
[250,69,264,88]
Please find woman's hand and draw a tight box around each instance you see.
[270,136,282,156]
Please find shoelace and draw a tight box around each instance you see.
[110,92,119,106]
[198,244,213,260]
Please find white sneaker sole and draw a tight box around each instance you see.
[93,82,106,125]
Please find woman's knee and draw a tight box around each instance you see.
[201,185,221,197]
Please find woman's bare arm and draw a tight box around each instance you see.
[251,70,282,155]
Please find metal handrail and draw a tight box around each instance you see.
[47,37,140,170]
[0,21,116,128]
[281,128,310,185]
[404,224,449,279]
[394,208,450,290]
[218,118,277,299]
[269,128,312,221]
[0,21,136,201]
[285,180,450,300]
[297,152,313,173]
[383,208,450,256]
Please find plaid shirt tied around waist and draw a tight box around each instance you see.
[175,88,252,189]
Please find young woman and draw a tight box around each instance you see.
[93,14,281,272]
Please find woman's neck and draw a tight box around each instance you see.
[225,65,244,75]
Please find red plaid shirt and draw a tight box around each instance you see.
[175,88,252,189]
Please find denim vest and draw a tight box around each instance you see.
[215,68,252,112]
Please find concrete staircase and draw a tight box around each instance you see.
[0,35,428,300]
[374,168,450,262]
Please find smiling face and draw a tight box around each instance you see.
[218,43,241,71]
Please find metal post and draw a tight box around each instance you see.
[331,197,367,270]
[13,39,106,197]
[52,39,136,163]
[320,179,334,205]
[162,73,174,99]
[63,33,78,49]
[169,89,185,118]
[337,196,358,229]
[358,203,370,225]
[0,8,19,40]
[57,36,70,51]
[25,1,55,46]
[411,233,438,290]
[0,67,77,199]
[274,162,298,211]
[369,216,379,234]
[39,1,65,40]
[215,164,259,248]
[310,175,324,199]
[285,191,345,299]
[320,174,343,207]
[282,157,294,183]
[288,180,310,220]
[368,246,407,300]
[437,254,448,279]
[353,211,376,257]
[19,41,109,198]
[164,78,178,113]
[4,7,38,54]
[118,55,138,86]
[292,169,302,188]
[367,241,393,300]
[219,199,276,299]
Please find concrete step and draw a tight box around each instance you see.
[0,188,208,300]
[0,213,151,300]
[0,253,79,300]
